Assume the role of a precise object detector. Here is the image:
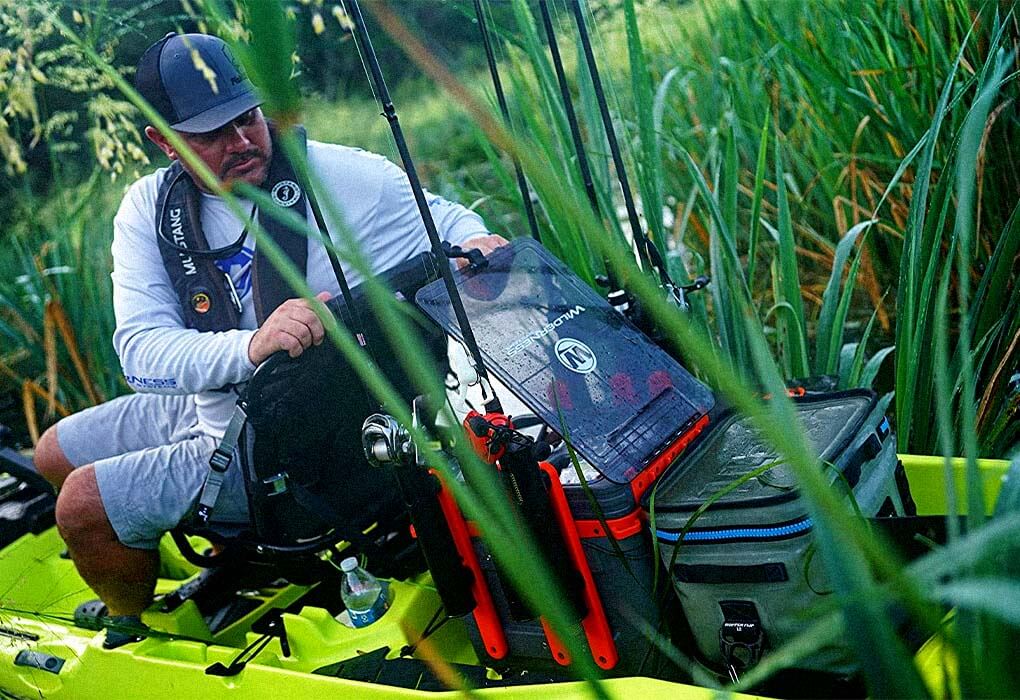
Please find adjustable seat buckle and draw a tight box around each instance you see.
[209,449,233,473]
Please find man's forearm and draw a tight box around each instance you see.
[115,325,256,394]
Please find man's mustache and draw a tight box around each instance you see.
[220,150,264,177]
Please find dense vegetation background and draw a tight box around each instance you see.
[2,0,1016,458]
[2,1,1019,696]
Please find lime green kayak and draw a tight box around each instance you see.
[0,455,1008,699]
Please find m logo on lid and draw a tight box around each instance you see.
[271,180,301,207]
[555,337,597,374]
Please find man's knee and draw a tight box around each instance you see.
[55,466,116,546]
[35,424,75,488]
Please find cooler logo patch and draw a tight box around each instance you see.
[271,180,301,207]
[192,291,212,314]
[555,337,597,374]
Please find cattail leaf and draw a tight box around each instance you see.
[747,112,769,290]
[815,219,874,376]
[772,128,808,379]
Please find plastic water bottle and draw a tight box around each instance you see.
[339,557,389,628]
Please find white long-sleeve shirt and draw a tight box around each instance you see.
[111,140,488,436]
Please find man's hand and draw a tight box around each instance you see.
[248,291,332,365]
[455,234,509,268]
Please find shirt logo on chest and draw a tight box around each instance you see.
[215,245,255,299]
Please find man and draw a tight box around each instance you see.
[33,32,503,641]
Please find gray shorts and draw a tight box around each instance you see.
[56,393,251,550]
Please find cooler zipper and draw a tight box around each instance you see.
[655,516,813,544]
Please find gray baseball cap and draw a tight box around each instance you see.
[135,32,262,134]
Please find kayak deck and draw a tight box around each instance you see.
[0,526,731,699]
[0,455,1010,698]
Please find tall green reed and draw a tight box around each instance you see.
[0,173,124,439]
[6,0,1020,695]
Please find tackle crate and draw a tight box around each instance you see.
[416,240,714,675]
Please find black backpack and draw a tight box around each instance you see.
[241,253,447,547]
[181,251,448,570]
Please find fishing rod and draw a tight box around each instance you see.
[535,0,624,301]
[548,0,709,316]
[536,0,598,214]
[565,0,671,289]
[345,0,500,412]
[472,0,542,243]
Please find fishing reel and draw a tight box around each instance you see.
[594,273,711,362]
[361,414,413,468]
[595,274,709,319]
[362,396,445,470]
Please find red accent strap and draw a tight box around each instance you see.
[539,462,619,670]
[629,414,710,501]
[762,387,807,400]
[574,511,644,540]
[463,410,514,463]
[432,473,508,660]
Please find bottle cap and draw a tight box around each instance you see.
[340,556,358,572]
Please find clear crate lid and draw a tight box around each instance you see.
[415,239,714,485]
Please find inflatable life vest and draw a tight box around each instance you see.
[154,124,310,331]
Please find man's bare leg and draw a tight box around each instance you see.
[34,425,75,489]
[55,466,159,616]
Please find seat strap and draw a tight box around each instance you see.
[194,402,248,525]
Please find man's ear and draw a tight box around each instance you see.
[144,126,178,160]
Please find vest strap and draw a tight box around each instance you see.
[155,124,312,331]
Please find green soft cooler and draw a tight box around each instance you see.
[646,390,913,678]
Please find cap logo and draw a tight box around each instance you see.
[192,291,212,314]
[271,180,301,207]
[220,44,246,83]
